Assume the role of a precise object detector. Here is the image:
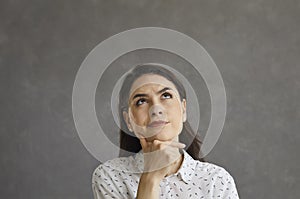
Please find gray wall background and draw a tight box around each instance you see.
[1,0,299,198]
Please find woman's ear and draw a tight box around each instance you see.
[123,111,133,132]
[182,99,187,122]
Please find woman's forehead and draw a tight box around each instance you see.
[129,74,178,97]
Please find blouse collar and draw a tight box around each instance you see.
[134,149,197,184]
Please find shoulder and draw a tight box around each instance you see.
[181,149,236,182]
[92,156,141,198]
[195,161,235,180]
[92,155,138,181]
[194,161,239,197]
[180,150,237,186]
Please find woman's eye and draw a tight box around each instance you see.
[136,98,147,106]
[135,93,172,106]
[162,92,172,99]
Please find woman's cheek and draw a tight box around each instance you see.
[133,110,148,126]
[170,120,182,136]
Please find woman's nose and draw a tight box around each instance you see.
[149,104,165,117]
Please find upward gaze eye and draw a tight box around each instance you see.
[162,92,172,99]
[135,98,147,106]
[135,92,173,107]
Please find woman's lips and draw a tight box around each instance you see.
[147,120,169,128]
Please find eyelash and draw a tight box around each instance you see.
[135,92,173,106]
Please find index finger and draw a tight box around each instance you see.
[151,139,186,149]
[166,141,186,149]
[139,137,148,150]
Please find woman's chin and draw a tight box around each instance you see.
[147,132,175,142]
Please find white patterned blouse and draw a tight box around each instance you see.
[92,149,239,199]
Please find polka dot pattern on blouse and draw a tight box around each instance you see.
[92,149,239,199]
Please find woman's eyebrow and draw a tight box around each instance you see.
[132,87,173,100]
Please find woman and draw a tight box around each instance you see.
[92,64,239,198]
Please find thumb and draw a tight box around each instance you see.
[139,137,148,150]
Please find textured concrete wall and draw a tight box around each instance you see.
[1,0,299,198]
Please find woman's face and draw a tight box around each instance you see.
[123,74,186,142]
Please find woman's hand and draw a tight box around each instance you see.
[136,138,185,199]
[140,138,185,179]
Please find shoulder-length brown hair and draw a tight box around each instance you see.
[118,63,204,161]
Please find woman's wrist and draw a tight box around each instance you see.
[140,172,162,185]
[137,173,161,199]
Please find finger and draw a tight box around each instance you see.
[151,140,186,149]
[168,141,186,148]
[139,137,148,149]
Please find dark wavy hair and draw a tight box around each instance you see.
[118,63,204,161]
